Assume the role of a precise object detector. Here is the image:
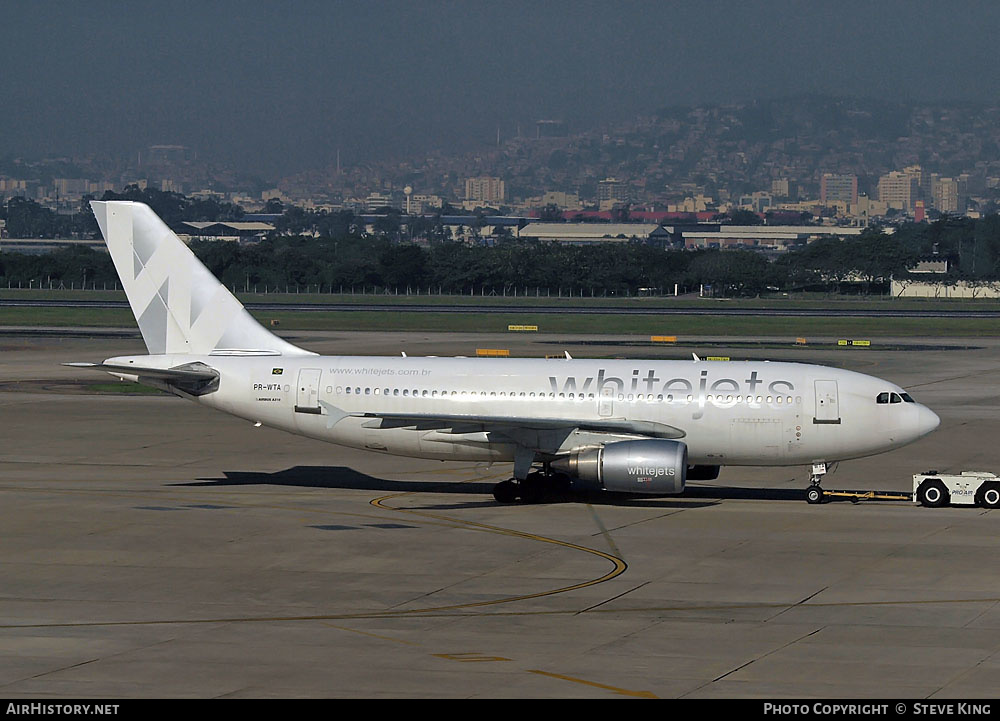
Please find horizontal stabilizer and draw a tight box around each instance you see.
[64,361,220,395]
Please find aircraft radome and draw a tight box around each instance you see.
[69,201,940,504]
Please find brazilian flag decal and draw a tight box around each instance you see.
[272,368,283,375]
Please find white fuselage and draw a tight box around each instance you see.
[107,354,940,468]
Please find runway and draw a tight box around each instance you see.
[2,330,1000,698]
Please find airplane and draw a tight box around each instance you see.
[69,201,941,504]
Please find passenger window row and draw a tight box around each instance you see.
[328,386,799,406]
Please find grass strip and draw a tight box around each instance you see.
[2,306,998,337]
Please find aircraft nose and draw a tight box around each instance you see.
[915,405,940,437]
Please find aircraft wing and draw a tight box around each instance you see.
[353,409,685,439]
[342,408,686,477]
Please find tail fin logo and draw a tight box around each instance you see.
[91,201,311,358]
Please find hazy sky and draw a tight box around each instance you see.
[4,1,1000,178]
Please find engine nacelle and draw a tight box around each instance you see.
[551,439,687,494]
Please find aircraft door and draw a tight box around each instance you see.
[295,368,323,414]
[730,418,783,460]
[598,386,614,417]
[813,380,840,424]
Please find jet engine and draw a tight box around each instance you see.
[551,439,687,494]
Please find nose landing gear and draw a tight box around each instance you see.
[806,462,828,504]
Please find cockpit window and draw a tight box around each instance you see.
[878,391,915,404]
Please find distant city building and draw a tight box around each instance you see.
[0,178,32,197]
[771,178,798,199]
[190,189,225,201]
[260,188,291,205]
[464,176,506,204]
[958,172,984,197]
[179,221,274,242]
[679,224,867,251]
[851,194,888,226]
[903,165,929,201]
[667,194,714,213]
[909,255,949,274]
[597,177,629,210]
[738,191,772,213]
[536,190,581,209]
[365,192,393,211]
[820,173,858,205]
[518,222,672,245]
[877,171,919,212]
[356,214,526,244]
[409,193,443,213]
[932,177,961,213]
[52,178,90,197]
[230,193,261,208]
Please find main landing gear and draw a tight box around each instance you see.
[805,462,828,504]
[492,479,520,503]
[493,468,570,504]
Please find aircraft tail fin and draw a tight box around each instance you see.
[90,200,312,356]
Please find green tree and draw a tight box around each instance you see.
[262,198,284,214]
[372,211,402,240]
[685,250,771,297]
[379,244,428,287]
[846,230,916,294]
[726,209,764,226]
